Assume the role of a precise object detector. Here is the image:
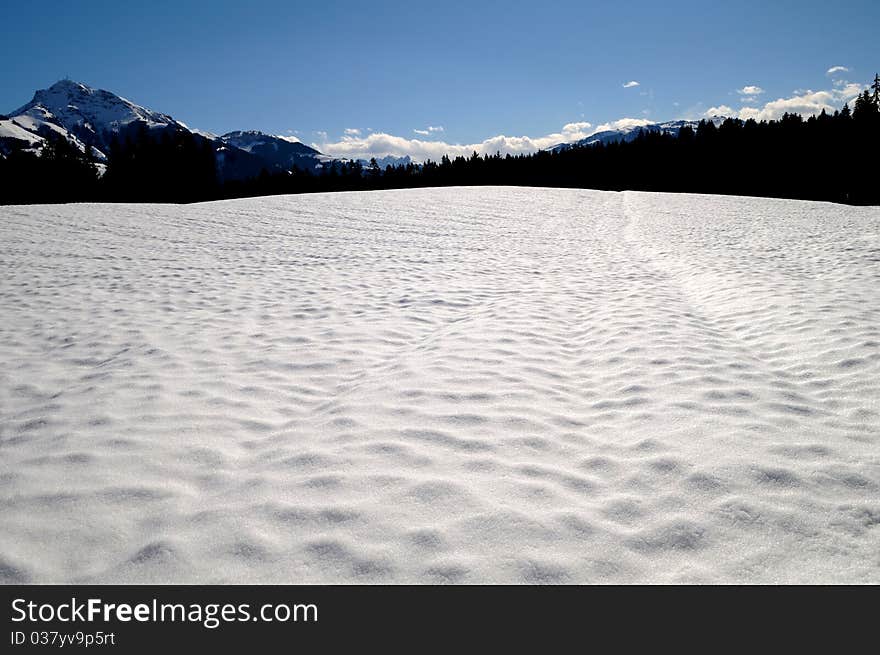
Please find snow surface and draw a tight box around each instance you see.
[0,187,878,584]
[0,118,44,150]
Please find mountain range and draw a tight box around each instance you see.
[2,80,736,181]
[547,117,728,153]
[0,80,415,180]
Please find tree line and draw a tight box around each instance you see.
[2,76,878,205]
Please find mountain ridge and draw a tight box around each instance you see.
[0,80,329,179]
[547,117,729,152]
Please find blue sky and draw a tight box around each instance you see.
[2,0,877,159]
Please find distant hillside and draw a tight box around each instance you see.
[547,117,727,152]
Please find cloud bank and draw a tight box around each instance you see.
[736,82,862,121]
[701,76,863,121]
[309,71,867,161]
[593,118,653,132]
[313,121,596,162]
[705,105,734,117]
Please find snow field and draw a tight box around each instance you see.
[0,187,878,583]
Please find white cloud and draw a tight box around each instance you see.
[561,121,593,132]
[705,105,734,117]
[734,82,863,121]
[694,77,864,123]
[311,73,868,163]
[622,80,640,88]
[826,66,849,75]
[312,120,597,162]
[344,128,361,136]
[593,118,653,132]
[413,126,444,136]
[277,134,301,143]
[738,85,764,95]
[837,82,864,97]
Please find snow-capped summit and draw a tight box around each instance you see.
[14,79,183,133]
[11,80,187,155]
[220,130,328,174]
[2,79,189,160]
[357,155,415,169]
[221,130,324,157]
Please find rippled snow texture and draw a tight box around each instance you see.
[1,187,878,583]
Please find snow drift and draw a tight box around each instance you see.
[0,187,878,583]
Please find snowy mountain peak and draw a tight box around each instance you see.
[219,130,327,172]
[221,130,316,153]
[15,79,182,137]
[356,155,414,169]
[0,79,193,166]
[44,79,91,94]
[223,129,269,139]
